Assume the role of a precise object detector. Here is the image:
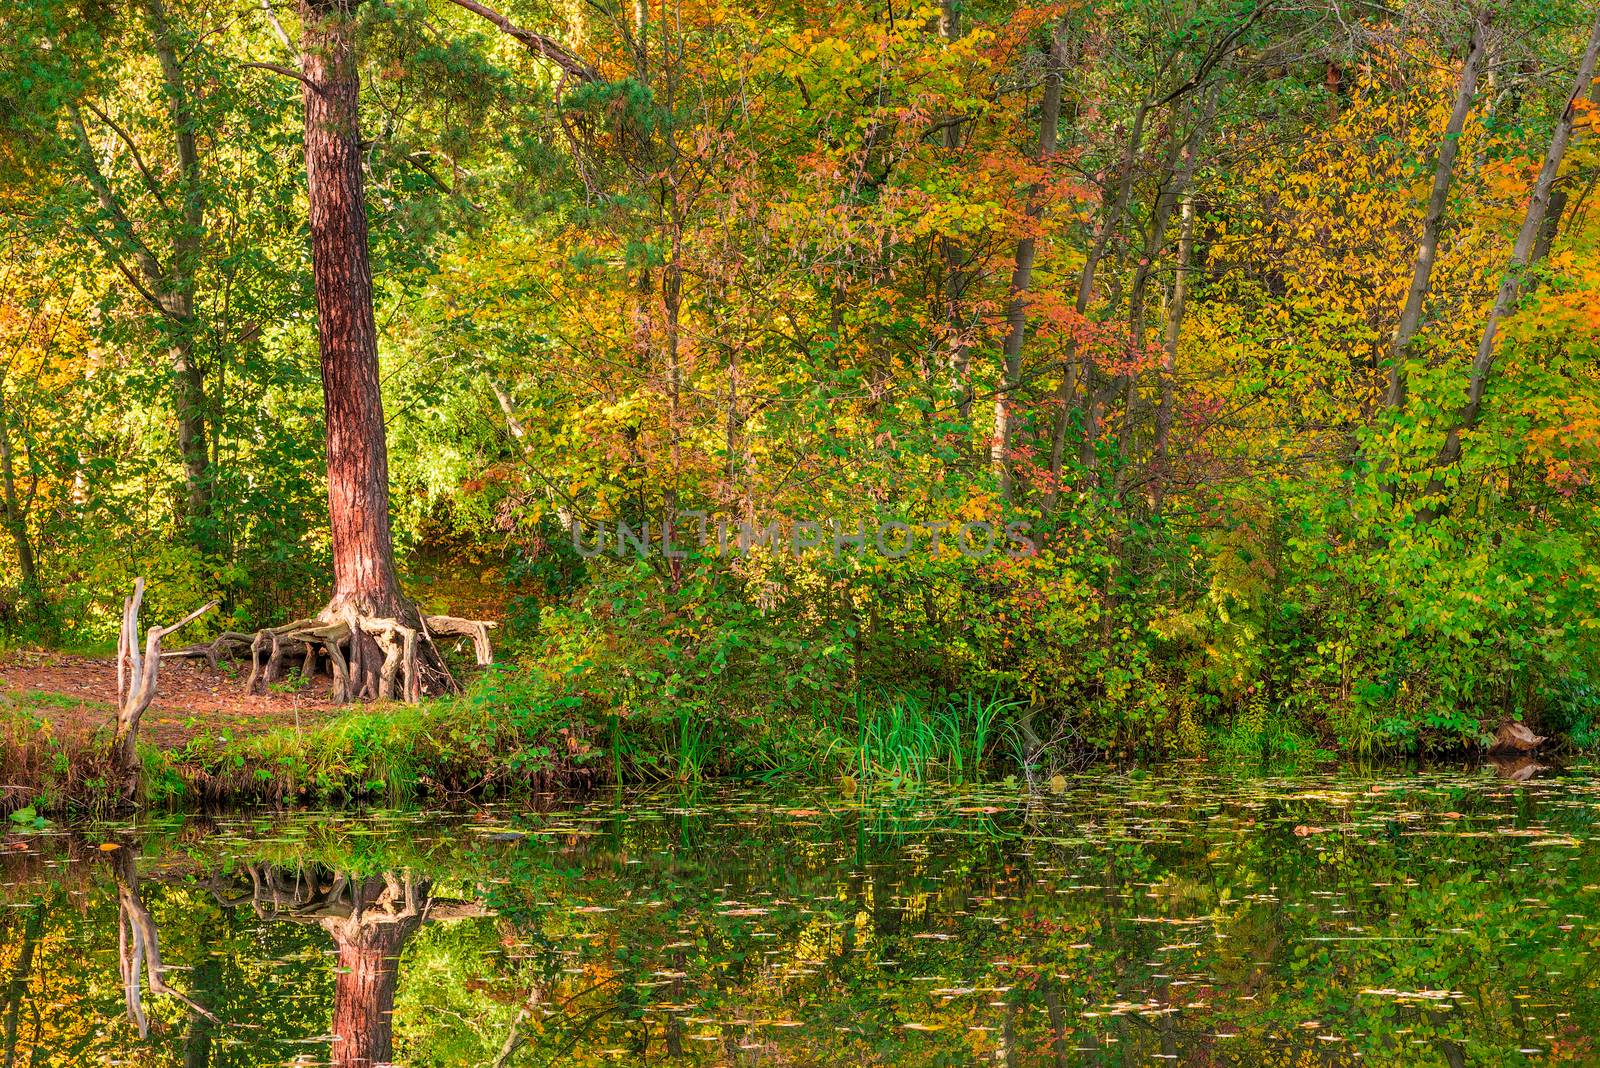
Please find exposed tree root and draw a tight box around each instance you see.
[165,606,496,705]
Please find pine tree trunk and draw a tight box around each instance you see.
[297,0,458,699]
[320,874,426,1068]
[300,0,399,611]
[326,922,414,1068]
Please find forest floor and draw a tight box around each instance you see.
[0,650,337,748]
[0,554,510,754]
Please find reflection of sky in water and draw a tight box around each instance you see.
[1,765,1598,1065]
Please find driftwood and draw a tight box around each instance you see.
[113,578,216,793]
[164,609,495,705]
[1490,721,1546,755]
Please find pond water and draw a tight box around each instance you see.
[1,763,1596,1066]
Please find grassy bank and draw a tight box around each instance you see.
[1,662,1579,817]
[2,673,1041,814]
[1,684,601,817]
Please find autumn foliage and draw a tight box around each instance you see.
[3,0,1600,765]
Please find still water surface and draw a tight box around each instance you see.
[1,764,1596,1065]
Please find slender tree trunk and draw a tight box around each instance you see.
[1151,193,1194,514]
[1,903,42,1068]
[663,214,684,590]
[75,0,214,549]
[181,950,220,1068]
[1524,71,1600,280]
[1532,186,1569,267]
[1385,13,1487,411]
[992,19,1067,501]
[1111,105,1201,497]
[1429,10,1600,486]
[171,342,209,531]
[939,0,974,424]
[1076,100,1154,477]
[1043,97,1151,514]
[142,0,212,541]
[1044,983,1070,1067]
[631,0,647,76]
[0,384,42,615]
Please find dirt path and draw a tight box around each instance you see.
[0,650,337,748]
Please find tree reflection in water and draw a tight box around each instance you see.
[108,841,217,1038]
[6,773,1594,1066]
[210,863,490,1068]
[114,852,490,1068]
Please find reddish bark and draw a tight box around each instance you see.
[294,0,471,699]
[327,921,415,1068]
[298,0,403,618]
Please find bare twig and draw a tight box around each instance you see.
[440,0,598,82]
[240,60,321,91]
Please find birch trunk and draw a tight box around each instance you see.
[1150,193,1194,513]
